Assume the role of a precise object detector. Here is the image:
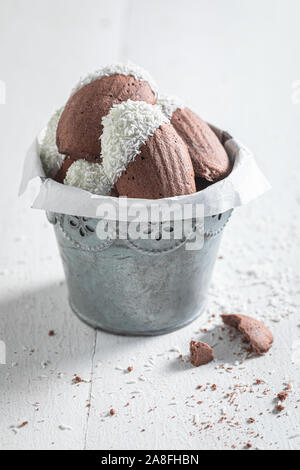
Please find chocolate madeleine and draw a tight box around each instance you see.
[116,123,196,199]
[57,64,158,162]
[158,95,232,182]
[101,100,196,199]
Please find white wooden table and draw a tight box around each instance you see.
[0,0,299,450]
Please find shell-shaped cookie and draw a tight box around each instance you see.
[57,65,157,162]
[100,99,196,199]
[158,95,232,182]
[116,123,196,199]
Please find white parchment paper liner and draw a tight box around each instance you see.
[19,126,271,220]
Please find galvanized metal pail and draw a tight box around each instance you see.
[47,210,232,335]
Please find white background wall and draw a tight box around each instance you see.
[0,0,299,450]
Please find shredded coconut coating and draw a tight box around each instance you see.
[42,69,166,195]
[157,94,185,120]
[65,100,169,195]
[40,107,65,178]
[71,62,158,98]
[101,100,169,188]
[65,159,111,195]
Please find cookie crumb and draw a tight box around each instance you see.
[277,391,288,402]
[19,421,28,428]
[72,374,85,385]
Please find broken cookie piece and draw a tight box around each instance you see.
[221,314,273,355]
[277,391,288,401]
[190,340,214,367]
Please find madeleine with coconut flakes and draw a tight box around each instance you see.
[64,159,110,195]
[40,107,66,179]
[158,94,232,182]
[57,63,158,162]
[54,156,77,184]
[100,100,196,199]
[63,158,118,196]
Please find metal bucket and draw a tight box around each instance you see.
[47,210,232,335]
